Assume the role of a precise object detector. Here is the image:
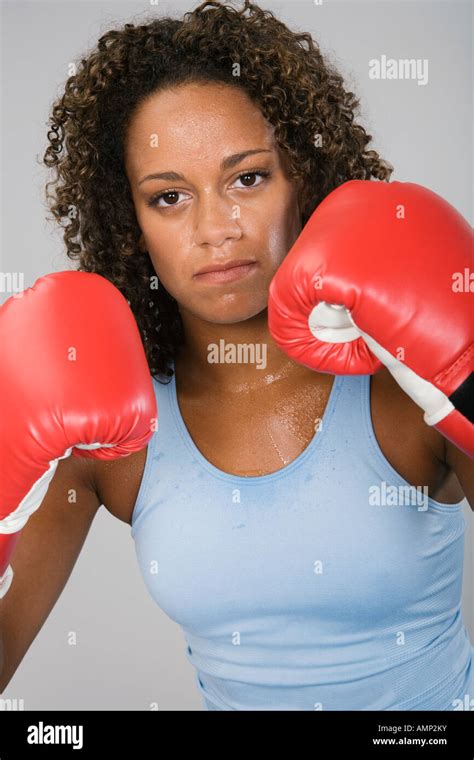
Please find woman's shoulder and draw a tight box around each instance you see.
[370,367,464,503]
[91,371,172,525]
[93,446,148,526]
[370,366,443,457]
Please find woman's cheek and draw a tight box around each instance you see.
[141,217,187,286]
[147,251,184,297]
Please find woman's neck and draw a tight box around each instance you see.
[174,306,315,394]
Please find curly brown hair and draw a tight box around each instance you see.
[43,0,393,382]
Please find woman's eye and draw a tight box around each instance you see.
[232,170,270,189]
[148,190,187,208]
[147,170,270,209]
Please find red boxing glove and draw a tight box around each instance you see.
[268,180,474,458]
[0,271,157,597]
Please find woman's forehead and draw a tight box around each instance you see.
[128,82,272,138]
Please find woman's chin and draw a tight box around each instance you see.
[180,299,268,326]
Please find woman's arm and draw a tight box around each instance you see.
[0,454,101,692]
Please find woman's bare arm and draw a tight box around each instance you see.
[0,454,101,691]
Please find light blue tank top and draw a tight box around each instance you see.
[130,368,473,711]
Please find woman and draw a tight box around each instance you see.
[1,0,472,710]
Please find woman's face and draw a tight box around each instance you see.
[125,82,302,324]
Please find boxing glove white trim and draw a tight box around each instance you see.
[308,302,360,343]
[345,310,455,425]
[309,301,455,426]
[75,442,115,451]
[0,564,14,599]
[0,441,115,534]
[0,451,70,535]
[0,440,116,599]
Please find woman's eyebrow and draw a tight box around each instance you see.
[137,148,272,185]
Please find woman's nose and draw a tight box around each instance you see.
[193,192,243,248]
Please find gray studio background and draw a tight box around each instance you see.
[1,0,472,709]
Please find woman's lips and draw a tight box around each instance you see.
[193,262,258,284]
